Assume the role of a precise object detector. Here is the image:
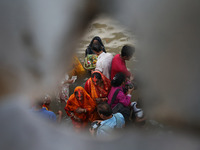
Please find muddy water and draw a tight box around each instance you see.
[77,15,136,67]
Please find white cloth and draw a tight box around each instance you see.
[95,52,113,79]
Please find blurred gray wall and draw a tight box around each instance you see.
[110,0,200,130]
[0,0,199,150]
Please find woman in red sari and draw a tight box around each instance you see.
[64,86,96,131]
[84,71,111,121]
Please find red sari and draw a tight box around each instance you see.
[64,86,96,131]
[84,71,111,121]
[84,71,111,100]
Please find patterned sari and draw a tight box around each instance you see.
[64,86,96,130]
[84,71,111,100]
[84,71,111,121]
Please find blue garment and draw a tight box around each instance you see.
[38,108,57,122]
[97,113,125,136]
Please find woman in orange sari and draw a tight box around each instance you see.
[84,71,111,121]
[64,86,96,131]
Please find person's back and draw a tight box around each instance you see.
[92,43,113,79]
[97,112,125,136]
[108,86,131,109]
[32,101,57,122]
[39,107,57,122]
[108,73,133,109]
[89,102,125,137]
[111,45,135,80]
[107,73,134,123]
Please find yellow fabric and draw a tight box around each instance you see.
[69,56,85,76]
[90,78,99,100]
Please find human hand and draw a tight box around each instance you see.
[94,120,102,124]
[129,74,134,81]
[127,87,134,94]
[89,127,95,136]
[65,79,74,84]
[95,98,102,104]
[57,110,63,116]
[101,97,108,101]
[57,110,63,123]
[76,107,86,113]
[73,115,81,122]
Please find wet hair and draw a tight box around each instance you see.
[85,36,106,56]
[97,102,112,117]
[121,45,135,57]
[91,72,102,80]
[89,36,105,49]
[111,72,126,87]
[91,42,102,53]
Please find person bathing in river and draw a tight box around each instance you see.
[85,36,106,57]
[111,45,135,81]
[84,71,111,121]
[92,42,113,79]
[64,86,96,132]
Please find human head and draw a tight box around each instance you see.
[97,102,112,118]
[34,100,44,110]
[43,94,51,108]
[92,42,102,53]
[89,36,105,48]
[74,86,85,101]
[121,45,135,60]
[111,72,126,87]
[91,72,102,86]
[75,89,84,101]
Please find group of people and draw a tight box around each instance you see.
[32,36,144,137]
[64,36,145,136]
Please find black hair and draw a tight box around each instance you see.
[111,72,126,87]
[121,45,135,57]
[89,36,105,48]
[91,43,102,53]
[85,36,106,56]
[97,102,112,117]
[91,72,102,80]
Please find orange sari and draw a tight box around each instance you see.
[64,86,96,130]
[84,71,111,121]
[84,71,111,100]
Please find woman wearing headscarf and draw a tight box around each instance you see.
[85,36,106,57]
[64,86,96,131]
[85,71,111,102]
[84,71,111,121]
